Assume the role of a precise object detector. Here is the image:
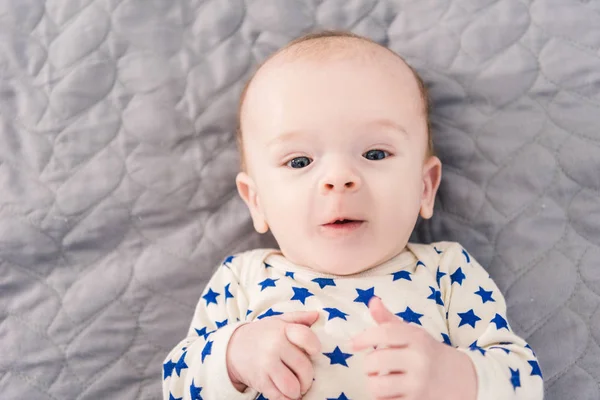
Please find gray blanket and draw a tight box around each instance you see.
[1,1,599,399]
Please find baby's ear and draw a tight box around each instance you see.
[235,172,269,234]
[419,156,442,219]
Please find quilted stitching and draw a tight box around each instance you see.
[0,1,599,399]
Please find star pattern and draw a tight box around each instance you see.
[324,307,349,321]
[194,327,213,340]
[427,286,444,306]
[327,393,350,400]
[189,379,203,400]
[436,266,446,286]
[510,368,521,390]
[441,333,451,346]
[469,340,486,355]
[528,360,543,378]
[202,288,219,306]
[323,346,353,367]
[312,277,336,289]
[392,270,411,281]
[256,395,268,400]
[163,359,175,379]
[458,309,481,328]
[291,287,314,304]
[174,352,188,376]
[258,278,278,291]
[474,286,495,303]
[396,306,423,325]
[491,313,509,330]
[215,319,228,329]
[171,243,542,398]
[223,255,235,266]
[169,394,182,400]
[224,283,234,301]
[354,287,375,307]
[257,308,283,319]
[201,340,213,363]
[462,249,471,263]
[450,267,466,285]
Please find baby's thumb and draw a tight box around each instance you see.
[369,297,396,325]
[278,310,320,326]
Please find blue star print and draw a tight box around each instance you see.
[469,340,486,355]
[441,333,451,345]
[223,255,234,266]
[246,309,252,317]
[202,288,219,306]
[392,270,412,281]
[323,346,353,367]
[174,352,188,376]
[450,267,466,285]
[327,393,350,400]
[264,262,273,269]
[312,277,336,289]
[163,359,175,379]
[427,286,444,306]
[396,306,424,325]
[474,287,495,303]
[458,309,481,328]
[462,249,471,263]
[194,327,214,340]
[416,260,426,268]
[256,395,267,400]
[491,313,509,330]
[354,287,375,307]
[215,319,228,329]
[434,246,442,254]
[490,346,511,354]
[324,307,349,321]
[436,266,446,286]
[291,287,314,304]
[257,308,283,319]
[169,393,182,400]
[525,343,537,356]
[190,379,203,400]
[285,271,295,279]
[528,360,543,378]
[258,278,278,291]
[510,368,521,390]
[201,340,213,363]
[224,283,234,301]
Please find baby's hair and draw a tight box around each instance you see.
[236,30,434,171]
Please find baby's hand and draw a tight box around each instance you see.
[351,297,474,400]
[226,310,321,400]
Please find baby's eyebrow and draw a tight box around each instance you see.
[366,119,409,137]
[267,130,308,148]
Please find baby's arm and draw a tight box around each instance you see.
[162,255,253,400]
[440,243,544,400]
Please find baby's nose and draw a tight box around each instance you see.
[320,169,362,194]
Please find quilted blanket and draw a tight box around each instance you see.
[1,1,599,399]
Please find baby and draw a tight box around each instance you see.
[162,31,544,400]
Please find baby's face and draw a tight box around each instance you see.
[237,48,441,275]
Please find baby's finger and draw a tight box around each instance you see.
[281,343,315,395]
[269,360,302,400]
[278,310,319,327]
[367,372,406,399]
[257,376,294,400]
[351,324,410,351]
[285,323,321,356]
[364,347,406,376]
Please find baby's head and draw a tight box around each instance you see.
[235,31,442,276]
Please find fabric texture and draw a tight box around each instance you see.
[163,242,543,400]
[1,1,599,399]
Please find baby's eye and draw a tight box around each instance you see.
[363,149,390,160]
[287,156,312,169]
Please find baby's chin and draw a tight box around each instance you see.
[286,247,398,276]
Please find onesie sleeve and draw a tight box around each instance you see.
[437,243,544,400]
[162,255,258,400]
